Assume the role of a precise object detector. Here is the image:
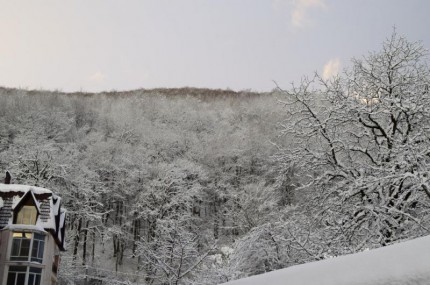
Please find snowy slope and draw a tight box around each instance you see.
[222,235,430,285]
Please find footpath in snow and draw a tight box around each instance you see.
[223,235,430,285]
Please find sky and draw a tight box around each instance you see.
[0,0,429,93]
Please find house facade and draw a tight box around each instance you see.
[0,183,66,285]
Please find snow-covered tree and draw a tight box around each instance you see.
[278,31,430,251]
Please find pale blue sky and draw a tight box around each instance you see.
[0,0,429,92]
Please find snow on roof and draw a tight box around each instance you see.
[58,210,66,243]
[52,194,62,216]
[3,224,47,233]
[44,196,57,230]
[0,183,52,195]
[223,235,430,285]
[12,189,41,212]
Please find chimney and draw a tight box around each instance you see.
[4,171,11,184]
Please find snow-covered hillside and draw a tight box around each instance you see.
[223,235,430,285]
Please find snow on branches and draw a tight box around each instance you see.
[278,31,430,250]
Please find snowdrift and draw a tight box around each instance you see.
[222,235,430,285]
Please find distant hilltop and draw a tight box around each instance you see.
[0,86,270,100]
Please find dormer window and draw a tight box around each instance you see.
[16,205,38,225]
[13,190,40,225]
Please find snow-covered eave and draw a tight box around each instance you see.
[0,183,52,195]
[2,224,47,233]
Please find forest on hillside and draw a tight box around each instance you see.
[1,32,430,285]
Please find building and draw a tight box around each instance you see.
[0,182,66,285]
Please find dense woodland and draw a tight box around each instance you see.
[1,32,430,285]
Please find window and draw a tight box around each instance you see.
[28,267,42,285]
[6,266,26,285]
[16,205,38,225]
[6,266,42,285]
[11,233,31,261]
[10,232,45,263]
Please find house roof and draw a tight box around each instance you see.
[12,188,41,214]
[0,183,52,195]
[0,183,66,251]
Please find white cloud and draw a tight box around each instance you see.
[322,58,341,80]
[291,0,325,28]
[88,71,105,82]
